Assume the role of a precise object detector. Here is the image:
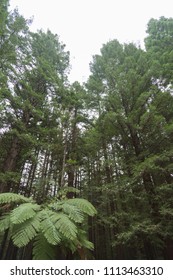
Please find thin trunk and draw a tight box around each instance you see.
[60,126,69,188]
[0,136,21,193]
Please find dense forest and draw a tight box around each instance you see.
[1,0,173,260]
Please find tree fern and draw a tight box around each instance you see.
[66,198,97,216]
[61,203,84,223]
[10,203,41,224]
[79,239,94,251]
[50,201,84,223]
[0,192,97,259]
[0,193,31,204]
[53,212,77,240]
[50,198,97,217]
[11,213,41,247]
[57,187,80,198]
[32,233,56,260]
[40,209,61,245]
[77,229,94,251]
[0,214,10,233]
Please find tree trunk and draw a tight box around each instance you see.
[0,136,21,193]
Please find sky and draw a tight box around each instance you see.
[10,0,173,83]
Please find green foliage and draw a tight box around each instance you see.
[1,1,173,260]
[66,198,97,216]
[32,233,56,260]
[10,203,41,224]
[62,203,84,223]
[77,229,94,250]
[11,214,41,247]
[0,193,31,204]
[84,17,173,259]
[57,187,80,199]
[145,17,173,84]
[0,192,97,259]
[40,209,62,245]
[0,214,10,233]
[52,212,77,240]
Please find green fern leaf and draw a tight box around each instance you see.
[40,209,62,245]
[0,214,10,233]
[49,201,63,211]
[58,187,80,197]
[32,232,56,260]
[0,193,31,204]
[80,239,94,250]
[11,213,41,247]
[53,212,77,240]
[0,193,96,258]
[66,198,97,216]
[77,229,94,250]
[61,202,84,223]
[10,203,41,224]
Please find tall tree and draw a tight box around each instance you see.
[0,1,32,192]
[85,37,173,259]
[145,16,173,86]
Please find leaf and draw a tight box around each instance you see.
[0,214,10,233]
[40,209,61,245]
[66,198,97,216]
[61,202,84,223]
[43,209,78,240]
[32,232,56,260]
[77,229,94,250]
[58,187,80,197]
[0,193,31,205]
[54,213,77,240]
[80,239,94,250]
[10,203,41,224]
[11,213,41,247]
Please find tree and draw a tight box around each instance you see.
[145,17,173,86]
[85,38,173,259]
[0,2,32,193]
[0,28,70,194]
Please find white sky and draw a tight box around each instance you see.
[10,0,173,83]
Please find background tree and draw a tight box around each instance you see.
[84,36,173,259]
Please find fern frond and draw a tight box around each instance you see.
[48,201,63,211]
[61,202,84,223]
[80,239,94,250]
[0,193,96,258]
[66,198,97,216]
[53,212,77,240]
[0,213,10,233]
[77,229,94,250]
[11,213,41,247]
[10,203,40,224]
[58,187,80,197]
[40,209,61,245]
[32,232,56,260]
[40,208,78,241]
[0,193,31,205]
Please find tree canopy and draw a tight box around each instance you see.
[0,2,173,260]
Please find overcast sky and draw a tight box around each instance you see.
[10,0,173,83]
